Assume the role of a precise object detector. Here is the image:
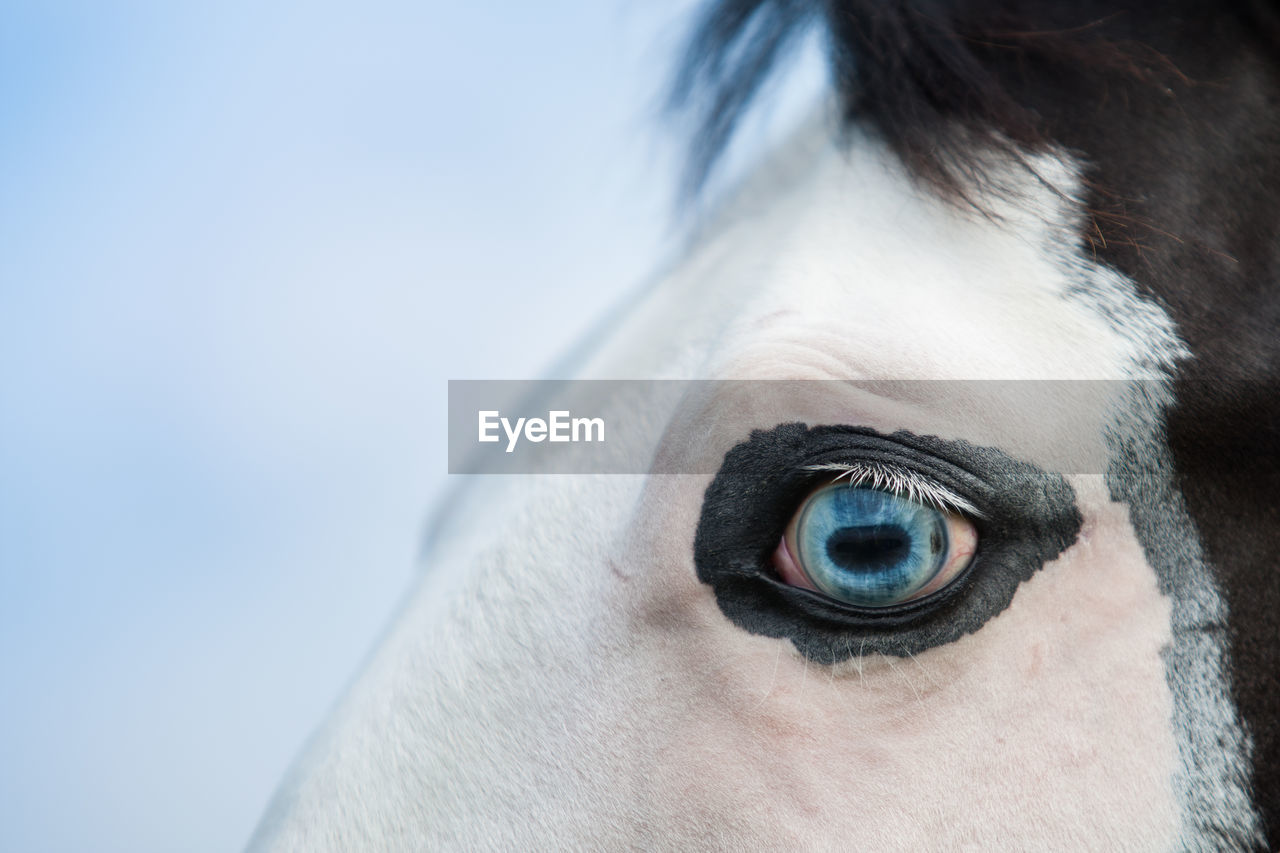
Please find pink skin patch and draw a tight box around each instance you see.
[773,535,814,590]
[617,473,1181,851]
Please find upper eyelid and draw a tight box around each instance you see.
[801,461,984,519]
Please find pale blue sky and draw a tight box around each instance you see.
[0,2,821,850]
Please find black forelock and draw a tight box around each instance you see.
[667,0,820,197]
[669,0,1279,204]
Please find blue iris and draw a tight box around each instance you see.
[793,486,949,607]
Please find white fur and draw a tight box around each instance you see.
[249,108,1257,850]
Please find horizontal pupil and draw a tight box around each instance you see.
[825,524,911,573]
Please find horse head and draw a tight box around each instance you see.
[251,2,1280,848]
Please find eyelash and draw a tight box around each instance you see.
[801,462,984,518]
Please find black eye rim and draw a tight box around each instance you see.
[783,481,976,611]
[693,422,1081,661]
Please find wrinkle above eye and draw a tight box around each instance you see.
[711,332,878,381]
[705,311,994,383]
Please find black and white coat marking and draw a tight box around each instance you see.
[251,2,1280,850]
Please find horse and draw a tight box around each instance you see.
[249,1,1280,849]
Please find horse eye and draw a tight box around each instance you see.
[774,484,978,608]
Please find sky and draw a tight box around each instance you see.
[0,2,822,850]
